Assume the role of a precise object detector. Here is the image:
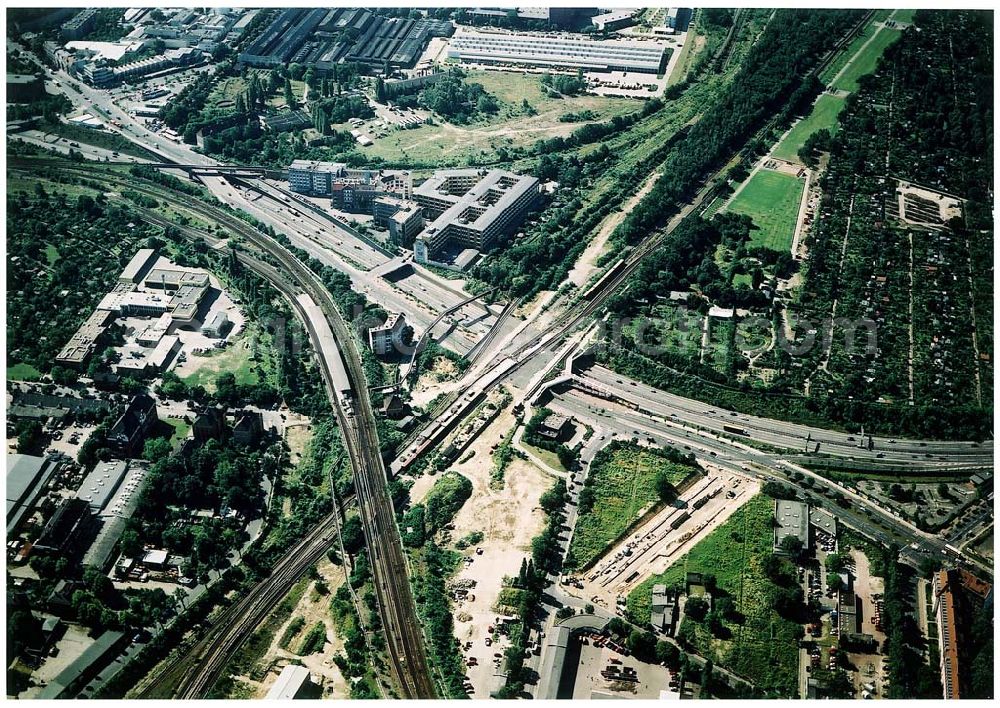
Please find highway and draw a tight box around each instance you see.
[579,365,993,466]
[541,370,992,576]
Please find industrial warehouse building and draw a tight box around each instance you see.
[239,8,453,72]
[413,168,541,264]
[447,30,669,74]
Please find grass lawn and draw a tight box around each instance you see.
[7,362,43,381]
[44,244,61,266]
[356,69,638,166]
[726,169,804,252]
[181,337,261,392]
[165,417,191,447]
[831,26,902,93]
[819,22,877,86]
[567,442,698,570]
[628,494,802,697]
[771,93,845,163]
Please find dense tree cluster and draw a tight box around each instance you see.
[611,10,862,249]
[541,70,587,97]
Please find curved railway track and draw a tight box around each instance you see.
[11,160,436,698]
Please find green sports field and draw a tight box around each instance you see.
[725,169,805,252]
[771,93,845,163]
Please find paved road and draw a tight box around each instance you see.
[582,365,993,465]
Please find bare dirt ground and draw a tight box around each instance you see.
[567,171,662,289]
[406,403,553,697]
[250,556,350,699]
[846,548,886,697]
[284,417,314,466]
[409,356,465,409]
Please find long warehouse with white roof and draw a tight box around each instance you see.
[447,30,669,74]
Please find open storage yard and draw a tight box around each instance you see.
[566,442,699,571]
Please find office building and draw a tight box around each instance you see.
[591,10,637,32]
[368,312,408,357]
[61,9,98,40]
[666,8,693,31]
[447,29,669,74]
[413,168,540,263]
[373,196,424,247]
[287,161,412,208]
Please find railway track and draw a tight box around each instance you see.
[12,159,437,698]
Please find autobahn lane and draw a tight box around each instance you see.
[547,380,992,576]
[581,365,994,464]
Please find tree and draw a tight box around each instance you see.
[284,77,295,108]
[16,420,46,455]
[827,573,844,592]
[143,437,172,462]
[684,596,708,621]
[779,534,804,558]
[655,471,678,502]
[476,92,499,114]
[656,640,680,667]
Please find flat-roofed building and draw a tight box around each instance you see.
[447,29,668,74]
[265,665,316,700]
[55,309,117,368]
[136,312,174,346]
[147,334,181,371]
[7,454,61,535]
[413,168,540,262]
[773,499,809,553]
[120,249,158,283]
[7,74,46,103]
[287,161,411,203]
[373,196,424,247]
[201,310,231,338]
[368,312,407,357]
[144,267,211,290]
[591,10,636,32]
[75,460,129,512]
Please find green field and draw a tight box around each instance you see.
[772,93,845,163]
[44,244,61,266]
[628,494,802,697]
[566,442,697,570]
[726,169,804,252]
[165,417,191,447]
[7,362,43,381]
[831,27,903,93]
[819,22,877,86]
[352,69,638,166]
[181,337,261,391]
